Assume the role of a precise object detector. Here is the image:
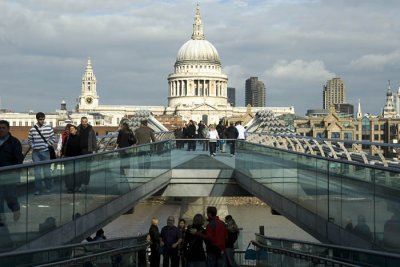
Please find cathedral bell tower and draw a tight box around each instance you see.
[78,57,99,111]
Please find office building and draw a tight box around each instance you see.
[227,87,236,107]
[245,77,266,107]
[323,78,346,109]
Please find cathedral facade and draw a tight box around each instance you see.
[76,5,294,126]
[2,5,294,131]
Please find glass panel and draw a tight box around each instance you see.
[316,159,328,219]
[297,155,316,213]
[26,161,59,244]
[341,163,374,242]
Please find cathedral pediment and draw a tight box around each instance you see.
[191,103,218,111]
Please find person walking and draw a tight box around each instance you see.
[135,120,156,145]
[160,216,182,267]
[224,122,239,157]
[135,120,155,172]
[77,117,97,190]
[62,125,82,193]
[207,125,219,157]
[185,214,207,267]
[216,121,226,153]
[224,215,239,267]
[28,112,55,195]
[0,120,23,222]
[186,120,196,151]
[116,122,136,148]
[116,122,136,174]
[148,218,161,267]
[235,121,246,140]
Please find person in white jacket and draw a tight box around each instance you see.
[235,121,247,140]
[207,124,219,157]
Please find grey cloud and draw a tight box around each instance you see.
[1,0,400,116]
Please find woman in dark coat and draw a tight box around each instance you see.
[184,214,207,267]
[62,125,82,193]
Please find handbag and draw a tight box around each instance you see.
[244,242,268,260]
[34,125,57,159]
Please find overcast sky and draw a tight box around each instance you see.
[1,0,400,116]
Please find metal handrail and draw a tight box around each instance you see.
[251,240,361,267]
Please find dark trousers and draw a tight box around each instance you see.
[80,149,92,185]
[209,142,217,155]
[228,141,236,155]
[150,244,160,267]
[187,139,196,151]
[163,250,179,267]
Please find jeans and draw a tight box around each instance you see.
[32,150,52,192]
[228,141,236,155]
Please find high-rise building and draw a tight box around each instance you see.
[323,78,346,109]
[245,77,266,107]
[227,87,236,106]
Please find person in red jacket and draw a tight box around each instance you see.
[192,206,227,267]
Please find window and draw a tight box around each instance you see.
[344,133,352,140]
[331,132,340,139]
[374,125,379,131]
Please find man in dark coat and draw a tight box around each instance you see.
[186,120,196,151]
[77,116,97,189]
[0,120,23,222]
[224,122,239,156]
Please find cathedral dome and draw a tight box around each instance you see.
[176,39,220,63]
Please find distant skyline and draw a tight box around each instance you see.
[1,0,400,115]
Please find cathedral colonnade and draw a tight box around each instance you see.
[168,79,227,97]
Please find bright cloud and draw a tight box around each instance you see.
[266,60,336,82]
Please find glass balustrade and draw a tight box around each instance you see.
[0,141,171,252]
[236,140,400,253]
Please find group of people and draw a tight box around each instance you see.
[174,120,246,157]
[148,206,240,267]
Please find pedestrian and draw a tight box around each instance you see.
[174,127,184,149]
[134,120,156,172]
[116,122,136,148]
[148,218,161,267]
[135,120,155,145]
[235,121,246,140]
[185,214,207,267]
[224,215,239,267]
[77,116,97,190]
[225,122,239,157]
[86,228,106,241]
[116,122,136,175]
[197,121,206,151]
[28,112,55,195]
[178,218,187,267]
[195,206,227,267]
[207,125,219,157]
[216,121,226,153]
[160,216,182,267]
[62,125,82,193]
[56,123,72,158]
[186,120,196,151]
[0,120,23,222]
